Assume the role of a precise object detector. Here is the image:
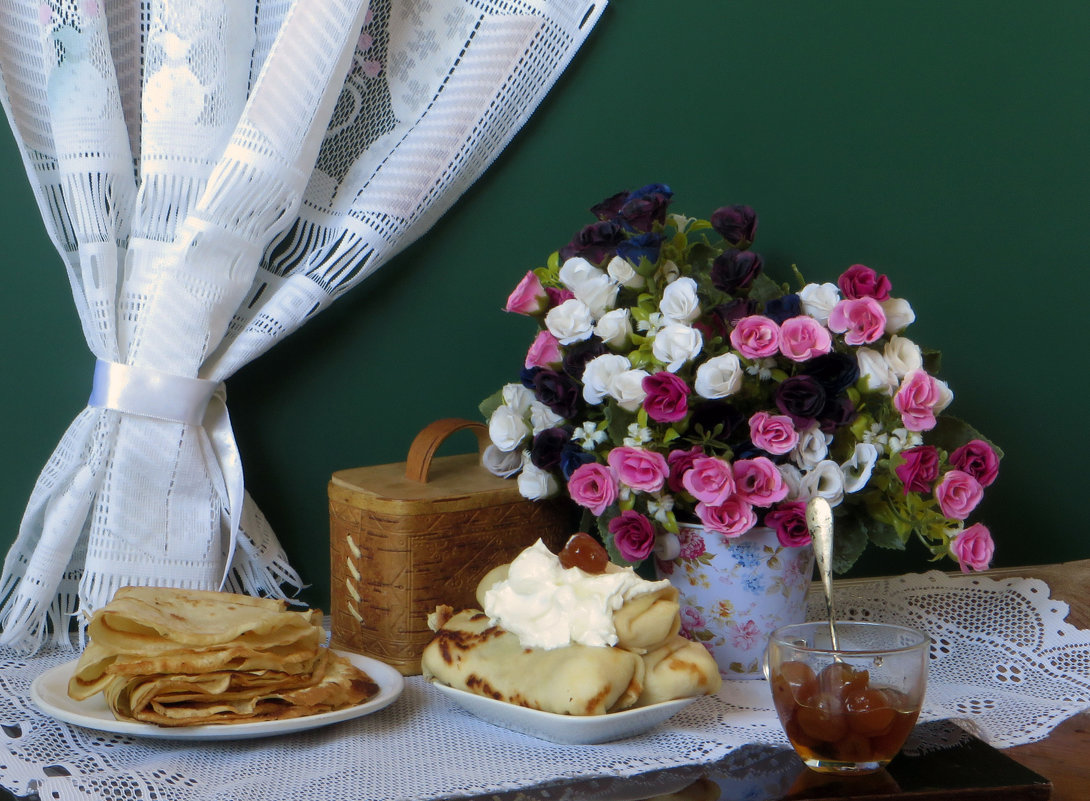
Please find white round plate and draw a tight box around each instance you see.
[431,682,697,745]
[30,650,404,740]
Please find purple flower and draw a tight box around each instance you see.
[801,352,860,395]
[710,204,758,248]
[531,369,580,419]
[618,184,673,232]
[775,375,826,426]
[764,293,801,324]
[590,190,629,221]
[562,337,607,381]
[558,220,627,265]
[711,249,763,294]
[818,395,857,432]
[530,427,570,471]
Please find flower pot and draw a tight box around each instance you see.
[654,524,814,678]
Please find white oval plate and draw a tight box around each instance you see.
[431,682,697,745]
[30,650,404,740]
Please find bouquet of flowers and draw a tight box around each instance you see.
[480,184,1000,576]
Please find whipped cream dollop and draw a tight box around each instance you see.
[482,539,672,650]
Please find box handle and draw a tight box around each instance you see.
[405,418,492,483]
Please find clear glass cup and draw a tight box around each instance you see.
[765,620,929,775]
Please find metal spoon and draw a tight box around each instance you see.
[806,496,841,652]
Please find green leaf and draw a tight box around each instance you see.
[478,388,505,421]
[925,416,1004,460]
[830,514,869,574]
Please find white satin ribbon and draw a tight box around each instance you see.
[88,359,243,590]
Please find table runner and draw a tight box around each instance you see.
[1,569,1087,801]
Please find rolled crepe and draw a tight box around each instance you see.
[476,564,681,654]
[422,609,646,715]
[637,634,723,707]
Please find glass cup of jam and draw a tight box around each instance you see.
[765,621,929,775]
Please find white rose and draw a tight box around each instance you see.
[778,463,806,501]
[856,347,898,395]
[651,322,703,372]
[594,308,633,349]
[656,259,681,285]
[653,531,681,561]
[608,368,650,411]
[883,335,923,378]
[545,298,594,345]
[488,405,530,452]
[792,424,832,470]
[694,352,744,399]
[934,376,954,414]
[529,400,565,433]
[606,255,645,289]
[517,452,559,500]
[558,257,601,292]
[501,382,535,416]
[573,272,619,318]
[482,444,522,478]
[881,297,916,334]
[798,282,841,325]
[582,353,630,404]
[659,276,701,323]
[801,460,845,506]
[841,442,879,493]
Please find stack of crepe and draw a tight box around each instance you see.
[422,559,722,716]
[67,586,378,726]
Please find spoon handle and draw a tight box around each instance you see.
[806,496,841,652]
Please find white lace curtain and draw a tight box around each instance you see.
[0,0,603,650]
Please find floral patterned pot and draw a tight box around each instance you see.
[654,524,814,678]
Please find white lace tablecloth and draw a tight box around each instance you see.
[1,570,1087,801]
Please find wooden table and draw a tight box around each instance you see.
[981,560,1090,801]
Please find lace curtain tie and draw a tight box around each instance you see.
[88,359,243,589]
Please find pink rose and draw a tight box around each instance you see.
[778,315,833,362]
[608,510,657,563]
[827,297,887,345]
[667,445,704,493]
[748,411,799,455]
[505,270,549,315]
[642,371,690,423]
[566,462,618,516]
[729,315,781,359]
[935,469,984,520]
[677,526,707,559]
[732,456,788,507]
[893,369,945,432]
[524,329,563,369]
[951,522,995,572]
[950,439,1000,488]
[606,446,669,493]
[682,456,736,505]
[765,503,812,547]
[837,264,892,302]
[696,496,757,538]
[895,445,939,494]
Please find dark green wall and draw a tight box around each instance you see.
[2,2,1087,610]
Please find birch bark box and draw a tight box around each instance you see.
[328,419,573,675]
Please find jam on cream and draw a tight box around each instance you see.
[482,539,672,650]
